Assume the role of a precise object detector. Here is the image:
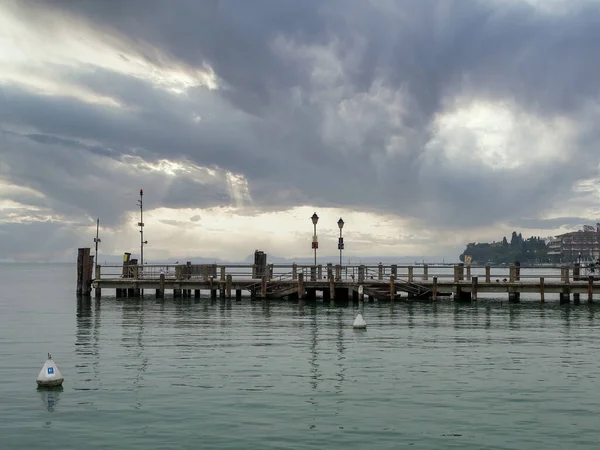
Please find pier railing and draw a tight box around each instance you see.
[93,262,577,283]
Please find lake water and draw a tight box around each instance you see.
[1,263,599,449]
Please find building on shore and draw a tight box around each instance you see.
[548,224,600,263]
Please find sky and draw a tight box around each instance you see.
[1,0,600,263]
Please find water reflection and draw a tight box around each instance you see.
[335,309,345,395]
[308,307,319,391]
[38,386,62,412]
[121,300,148,409]
[75,297,100,390]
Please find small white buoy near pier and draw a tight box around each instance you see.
[36,353,64,388]
[353,313,367,329]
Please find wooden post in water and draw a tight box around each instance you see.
[390,275,395,301]
[220,266,225,282]
[588,276,594,304]
[509,264,516,283]
[261,275,267,299]
[226,274,232,298]
[76,248,93,297]
[358,265,365,283]
[236,289,242,301]
[378,263,383,281]
[423,264,428,281]
[329,274,335,304]
[298,273,304,301]
[472,276,478,301]
[432,276,438,301]
[391,264,397,279]
[466,265,471,281]
[292,263,297,280]
[485,264,491,283]
[95,264,101,298]
[408,266,414,283]
[540,277,545,303]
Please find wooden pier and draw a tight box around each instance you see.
[79,249,599,304]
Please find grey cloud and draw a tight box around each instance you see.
[3,0,600,260]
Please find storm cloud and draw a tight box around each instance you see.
[1,0,600,261]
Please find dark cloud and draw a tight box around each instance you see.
[2,0,600,260]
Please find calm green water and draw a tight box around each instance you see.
[1,263,600,449]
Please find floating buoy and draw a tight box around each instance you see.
[36,353,64,388]
[353,313,367,329]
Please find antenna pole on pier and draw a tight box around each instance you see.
[137,189,147,268]
[93,217,101,276]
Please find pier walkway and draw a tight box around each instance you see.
[87,259,597,304]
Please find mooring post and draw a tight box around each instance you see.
[408,266,414,283]
[226,274,232,298]
[540,277,545,303]
[573,263,580,281]
[220,266,225,282]
[329,274,335,303]
[298,273,304,300]
[458,263,465,281]
[485,264,491,283]
[432,276,438,301]
[317,264,323,280]
[423,264,428,281]
[390,275,395,301]
[335,264,341,281]
[358,265,365,283]
[261,275,267,299]
[391,264,397,278]
[466,264,471,281]
[453,265,459,282]
[378,263,383,281]
[472,276,478,301]
[292,263,297,280]
[589,275,594,304]
[310,266,316,282]
[95,264,101,298]
[327,263,333,280]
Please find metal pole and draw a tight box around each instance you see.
[339,227,342,267]
[138,189,144,268]
[94,217,100,277]
[313,223,317,266]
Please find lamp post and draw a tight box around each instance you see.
[137,189,148,271]
[311,212,319,266]
[337,217,344,267]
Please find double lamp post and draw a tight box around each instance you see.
[311,212,345,267]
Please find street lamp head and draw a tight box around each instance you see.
[311,212,319,225]
[337,217,344,230]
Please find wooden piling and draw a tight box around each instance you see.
[335,264,341,281]
[94,264,101,298]
[391,264,397,278]
[358,285,364,303]
[432,276,437,301]
[329,275,335,305]
[378,264,383,281]
[509,264,516,283]
[390,275,395,301]
[466,265,471,281]
[357,265,364,283]
[423,264,428,281]
[158,273,165,298]
[485,264,491,283]
[540,277,545,303]
[76,248,93,296]
[236,289,242,301]
[588,276,594,304]
[261,275,267,299]
[292,263,297,280]
[194,289,200,298]
[318,265,323,280]
[408,266,414,283]
[226,274,232,298]
[472,276,478,301]
[297,273,304,300]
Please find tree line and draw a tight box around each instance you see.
[459,232,549,264]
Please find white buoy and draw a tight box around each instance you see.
[36,353,64,388]
[353,313,367,329]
